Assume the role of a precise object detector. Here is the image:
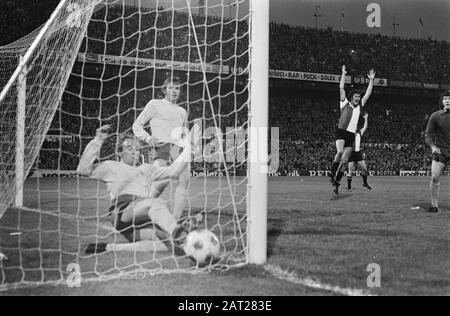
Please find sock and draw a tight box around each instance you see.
[331,162,340,178]
[336,171,344,183]
[431,181,440,208]
[172,187,189,220]
[347,177,352,188]
[148,202,178,237]
[362,175,368,185]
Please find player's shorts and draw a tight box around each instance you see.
[335,129,356,148]
[349,151,365,163]
[151,143,182,164]
[432,147,450,165]
[108,195,152,242]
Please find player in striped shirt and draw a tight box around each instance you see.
[347,113,372,191]
[133,76,190,221]
[330,65,375,194]
[77,124,200,255]
[425,90,450,213]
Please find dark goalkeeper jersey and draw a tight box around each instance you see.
[425,110,450,148]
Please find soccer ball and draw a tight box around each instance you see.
[184,229,221,267]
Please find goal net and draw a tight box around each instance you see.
[0,0,268,290]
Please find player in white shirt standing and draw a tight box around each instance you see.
[133,77,190,221]
[77,124,200,255]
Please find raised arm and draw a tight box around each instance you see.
[77,125,110,177]
[133,101,158,145]
[360,113,369,136]
[425,113,440,154]
[340,65,347,102]
[362,69,376,107]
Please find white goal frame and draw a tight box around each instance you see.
[247,0,269,265]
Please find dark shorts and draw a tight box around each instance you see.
[108,195,151,242]
[335,129,356,148]
[150,143,181,164]
[349,151,365,163]
[432,147,450,165]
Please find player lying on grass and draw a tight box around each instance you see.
[347,113,372,191]
[133,76,190,221]
[425,90,450,213]
[77,124,201,255]
[330,65,375,194]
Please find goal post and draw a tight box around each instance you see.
[15,56,27,208]
[248,0,269,265]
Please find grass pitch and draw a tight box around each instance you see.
[1,176,449,296]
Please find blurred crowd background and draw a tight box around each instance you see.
[1,3,448,174]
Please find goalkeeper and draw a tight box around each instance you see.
[133,76,190,220]
[77,124,200,255]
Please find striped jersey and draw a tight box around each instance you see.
[338,98,361,133]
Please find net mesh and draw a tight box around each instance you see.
[0,0,251,289]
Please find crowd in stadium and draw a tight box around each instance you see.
[270,23,450,83]
[84,6,249,69]
[0,0,59,47]
[272,94,435,174]
[6,3,445,174]
[2,4,449,82]
[83,5,449,83]
[38,88,438,174]
[39,84,248,170]
[277,137,432,174]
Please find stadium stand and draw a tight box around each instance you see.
[2,5,448,175]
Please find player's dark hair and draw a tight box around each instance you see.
[118,133,136,153]
[440,90,450,107]
[348,89,362,101]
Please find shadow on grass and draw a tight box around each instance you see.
[267,218,287,258]
[412,202,450,212]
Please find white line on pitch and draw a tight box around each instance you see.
[265,264,375,296]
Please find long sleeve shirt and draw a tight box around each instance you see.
[77,137,190,200]
[133,99,187,146]
[425,110,450,148]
